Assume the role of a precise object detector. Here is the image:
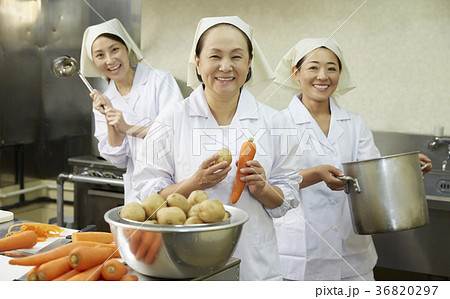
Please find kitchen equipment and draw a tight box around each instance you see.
[51,55,94,93]
[0,210,13,224]
[104,205,248,279]
[338,151,429,234]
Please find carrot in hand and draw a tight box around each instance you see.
[67,264,102,281]
[69,246,116,271]
[230,137,257,204]
[37,256,72,281]
[72,232,114,244]
[101,259,128,281]
[0,230,37,252]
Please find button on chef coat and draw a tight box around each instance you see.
[273,95,381,280]
[133,86,301,281]
[94,63,183,204]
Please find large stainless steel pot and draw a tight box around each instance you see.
[339,151,429,235]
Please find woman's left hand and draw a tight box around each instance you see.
[105,107,130,135]
[239,160,267,196]
[419,153,432,175]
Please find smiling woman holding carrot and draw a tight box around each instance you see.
[132,16,301,281]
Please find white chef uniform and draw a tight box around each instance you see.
[272,38,381,280]
[133,16,301,280]
[80,18,183,204]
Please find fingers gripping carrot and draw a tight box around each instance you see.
[0,230,38,252]
[230,137,256,204]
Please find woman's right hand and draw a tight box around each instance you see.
[90,89,112,114]
[187,154,232,190]
[317,165,346,191]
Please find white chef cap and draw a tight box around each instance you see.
[273,38,356,96]
[80,18,144,78]
[187,16,274,90]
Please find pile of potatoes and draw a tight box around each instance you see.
[119,190,228,225]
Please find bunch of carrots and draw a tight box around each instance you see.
[4,231,138,281]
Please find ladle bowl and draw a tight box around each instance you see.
[51,55,93,92]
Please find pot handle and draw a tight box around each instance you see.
[337,176,362,194]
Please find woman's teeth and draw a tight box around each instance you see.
[109,65,120,71]
[217,77,233,81]
[313,84,328,89]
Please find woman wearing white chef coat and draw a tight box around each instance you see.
[80,18,183,204]
[272,38,432,281]
[133,16,301,281]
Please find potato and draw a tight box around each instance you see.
[157,207,186,225]
[167,193,190,214]
[214,148,232,165]
[223,211,229,221]
[184,216,204,225]
[144,220,158,224]
[141,193,167,220]
[120,202,146,222]
[198,199,226,223]
[187,190,209,206]
[187,203,201,218]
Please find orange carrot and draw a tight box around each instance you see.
[135,231,156,260]
[8,240,119,266]
[230,137,256,204]
[37,256,72,281]
[145,233,162,264]
[9,241,83,266]
[69,246,116,271]
[67,264,103,281]
[120,274,139,281]
[126,230,143,255]
[101,259,128,281]
[52,269,80,281]
[0,230,37,252]
[27,266,39,281]
[72,232,114,244]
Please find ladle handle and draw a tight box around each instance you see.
[78,72,94,93]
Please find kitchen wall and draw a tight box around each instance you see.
[141,0,450,136]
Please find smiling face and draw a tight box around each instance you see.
[91,35,131,82]
[293,47,341,105]
[195,24,252,102]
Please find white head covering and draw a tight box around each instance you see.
[273,38,356,96]
[80,18,144,78]
[187,16,274,90]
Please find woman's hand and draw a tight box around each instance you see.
[90,89,112,114]
[105,107,130,135]
[239,160,267,196]
[419,153,432,175]
[318,165,346,191]
[187,154,232,190]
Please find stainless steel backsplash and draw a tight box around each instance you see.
[0,0,141,183]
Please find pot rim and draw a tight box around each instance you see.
[342,151,420,166]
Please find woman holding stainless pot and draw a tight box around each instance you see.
[80,18,183,204]
[133,16,301,280]
[272,38,432,281]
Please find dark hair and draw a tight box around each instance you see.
[195,23,253,83]
[295,46,342,71]
[98,33,127,49]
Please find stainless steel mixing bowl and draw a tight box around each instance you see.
[104,205,248,279]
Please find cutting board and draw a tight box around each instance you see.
[0,210,14,223]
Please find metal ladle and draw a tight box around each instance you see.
[52,55,93,93]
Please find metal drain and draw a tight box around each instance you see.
[437,180,450,193]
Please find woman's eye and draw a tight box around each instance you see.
[210,55,220,59]
[309,66,318,70]
[329,67,337,71]
[95,53,103,59]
